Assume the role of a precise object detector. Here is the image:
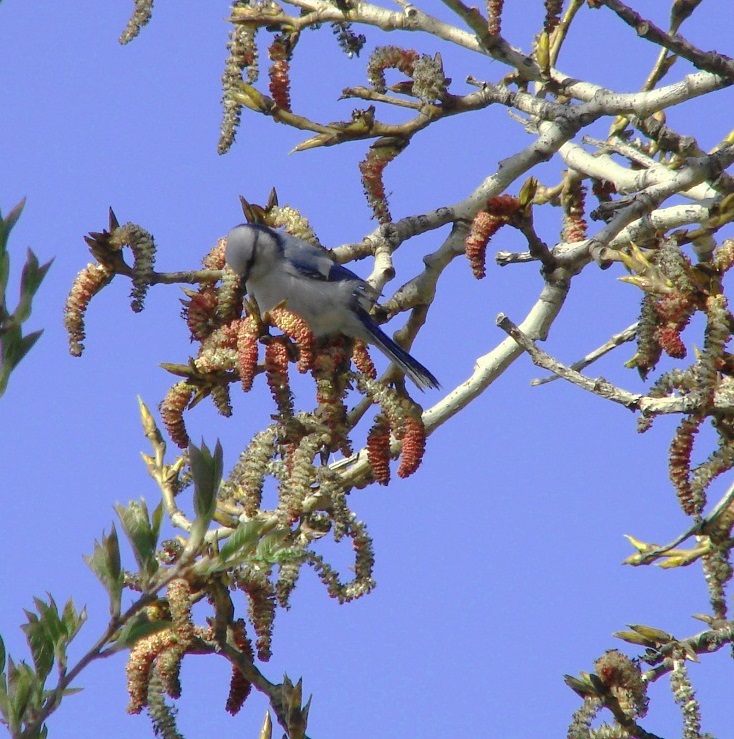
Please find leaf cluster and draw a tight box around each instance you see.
[0,200,52,397]
[0,598,85,738]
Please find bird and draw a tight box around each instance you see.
[225,223,439,390]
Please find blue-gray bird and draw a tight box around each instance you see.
[225,224,439,390]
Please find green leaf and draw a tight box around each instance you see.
[4,659,23,731]
[20,596,86,685]
[18,328,43,357]
[612,630,657,648]
[21,609,55,683]
[104,525,122,584]
[151,501,164,542]
[84,529,124,616]
[256,529,295,564]
[183,440,223,556]
[218,519,266,563]
[21,249,52,297]
[0,200,50,398]
[7,658,37,727]
[115,500,160,582]
[0,633,5,672]
[61,599,86,643]
[189,439,222,523]
[14,250,53,324]
[25,598,63,678]
[0,673,12,731]
[0,328,43,398]
[563,673,598,698]
[627,623,673,644]
[0,199,26,251]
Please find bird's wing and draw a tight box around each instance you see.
[279,233,380,303]
[278,234,336,278]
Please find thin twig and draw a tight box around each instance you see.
[582,134,658,169]
[495,250,536,266]
[496,313,697,415]
[628,476,734,566]
[532,322,638,386]
[596,0,734,81]
[643,622,734,681]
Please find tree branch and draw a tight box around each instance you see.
[495,313,699,416]
[596,0,734,82]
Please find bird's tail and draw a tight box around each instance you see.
[365,322,440,391]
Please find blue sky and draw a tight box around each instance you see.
[1,1,733,737]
